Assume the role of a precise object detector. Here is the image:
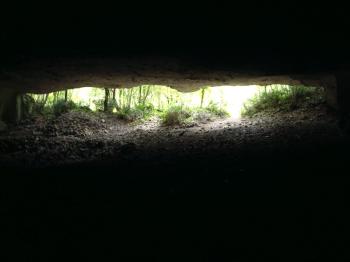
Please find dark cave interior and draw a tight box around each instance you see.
[1,2,350,261]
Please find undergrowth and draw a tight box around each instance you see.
[241,85,324,117]
[115,104,155,122]
[161,103,229,126]
[23,85,322,125]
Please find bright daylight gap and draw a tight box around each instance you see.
[26,85,322,126]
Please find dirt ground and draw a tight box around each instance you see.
[2,104,350,261]
[0,104,347,170]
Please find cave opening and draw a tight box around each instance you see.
[2,3,350,260]
[0,83,337,171]
[24,85,261,121]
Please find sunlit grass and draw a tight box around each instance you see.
[241,85,324,117]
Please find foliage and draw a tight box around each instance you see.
[161,105,192,126]
[21,94,36,116]
[241,85,324,117]
[22,94,49,116]
[52,100,79,116]
[116,104,155,122]
[92,98,106,112]
[23,85,323,124]
[161,103,229,126]
[204,102,229,117]
[190,103,229,123]
[25,86,232,124]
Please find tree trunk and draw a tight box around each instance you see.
[112,88,119,110]
[53,92,58,103]
[119,89,124,109]
[200,88,206,108]
[37,93,49,112]
[126,89,134,110]
[104,88,110,112]
[112,88,116,100]
[139,86,142,105]
[64,90,68,102]
[41,94,49,109]
[142,85,151,106]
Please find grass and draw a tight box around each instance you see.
[161,105,192,126]
[115,104,155,122]
[241,85,324,117]
[161,103,229,126]
[204,102,230,118]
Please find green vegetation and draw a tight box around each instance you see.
[23,85,229,125]
[161,102,229,126]
[115,104,155,122]
[161,106,192,126]
[241,85,324,117]
[204,101,230,118]
[22,85,322,124]
[23,91,91,117]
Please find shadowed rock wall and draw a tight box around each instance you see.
[0,2,349,121]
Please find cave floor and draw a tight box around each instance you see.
[2,104,350,260]
[0,103,347,173]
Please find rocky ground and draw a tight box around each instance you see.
[2,104,349,261]
[0,104,347,171]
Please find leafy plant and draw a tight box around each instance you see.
[52,100,78,116]
[204,102,229,117]
[241,85,324,117]
[161,105,192,126]
[115,104,155,122]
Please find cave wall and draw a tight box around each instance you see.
[0,57,339,93]
[335,72,350,116]
[1,2,349,122]
[0,57,341,123]
[1,2,349,73]
[0,88,21,123]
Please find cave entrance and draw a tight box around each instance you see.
[0,84,332,168]
[23,84,324,124]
